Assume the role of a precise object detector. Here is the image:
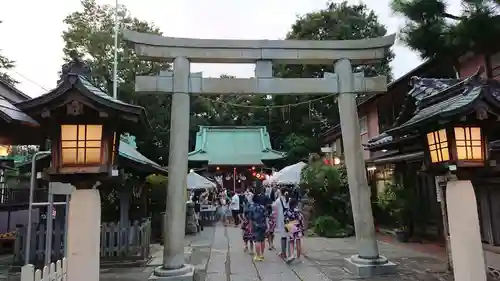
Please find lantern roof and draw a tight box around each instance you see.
[15,52,151,134]
[383,70,500,135]
[365,69,500,151]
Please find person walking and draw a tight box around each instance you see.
[273,187,289,259]
[230,191,241,226]
[249,194,268,261]
[284,198,304,262]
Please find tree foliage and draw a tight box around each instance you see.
[392,0,500,65]
[0,21,17,85]
[62,0,171,165]
[300,154,351,225]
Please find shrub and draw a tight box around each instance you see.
[300,159,351,226]
[313,215,351,238]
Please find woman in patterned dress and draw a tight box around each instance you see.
[241,207,254,254]
[284,199,304,262]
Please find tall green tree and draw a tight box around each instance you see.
[391,0,500,71]
[269,0,394,162]
[62,0,170,165]
[0,21,17,85]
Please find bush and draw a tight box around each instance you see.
[300,157,351,226]
[313,216,352,238]
[376,183,407,229]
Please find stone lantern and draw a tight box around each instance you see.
[15,52,150,184]
[15,51,150,281]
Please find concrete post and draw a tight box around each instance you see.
[66,189,101,281]
[446,179,487,281]
[334,59,395,276]
[153,56,194,280]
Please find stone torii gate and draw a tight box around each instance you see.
[123,30,396,280]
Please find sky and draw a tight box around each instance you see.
[0,0,461,98]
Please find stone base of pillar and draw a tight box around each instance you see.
[148,264,195,281]
[344,255,396,277]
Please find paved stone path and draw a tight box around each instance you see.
[206,224,330,281]
[205,225,457,281]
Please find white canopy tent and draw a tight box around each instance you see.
[267,171,282,184]
[186,171,216,190]
[273,161,307,185]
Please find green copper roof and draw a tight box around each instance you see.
[188,126,285,166]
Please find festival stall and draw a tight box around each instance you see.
[186,171,217,226]
[186,171,216,190]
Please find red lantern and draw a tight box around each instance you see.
[256,173,261,178]
[323,159,330,165]
[252,172,257,177]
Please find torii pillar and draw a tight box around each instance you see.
[123,30,397,279]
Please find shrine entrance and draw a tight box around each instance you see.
[123,30,396,279]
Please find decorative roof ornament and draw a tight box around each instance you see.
[58,50,91,84]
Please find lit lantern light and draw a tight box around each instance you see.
[251,166,255,170]
[425,126,485,168]
[60,124,104,166]
[216,166,220,171]
[333,157,341,165]
[252,172,257,177]
[0,145,11,157]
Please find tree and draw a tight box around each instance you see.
[268,1,393,161]
[391,0,500,70]
[62,0,171,165]
[0,21,17,85]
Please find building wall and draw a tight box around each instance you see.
[458,53,487,79]
[328,101,378,160]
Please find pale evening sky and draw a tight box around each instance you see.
[0,0,461,97]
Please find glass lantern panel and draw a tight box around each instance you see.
[61,124,103,166]
[62,148,78,165]
[86,148,101,164]
[426,129,449,163]
[454,127,483,160]
[61,125,77,141]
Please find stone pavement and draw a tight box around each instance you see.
[95,223,497,281]
[205,224,455,281]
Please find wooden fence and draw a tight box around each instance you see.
[21,258,67,281]
[13,218,151,266]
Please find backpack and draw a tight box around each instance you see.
[251,204,267,227]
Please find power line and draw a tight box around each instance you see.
[198,94,338,109]
[8,70,49,92]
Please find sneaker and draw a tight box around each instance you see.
[286,256,295,264]
[259,255,265,261]
[253,255,263,262]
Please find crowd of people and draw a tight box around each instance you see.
[214,185,304,263]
